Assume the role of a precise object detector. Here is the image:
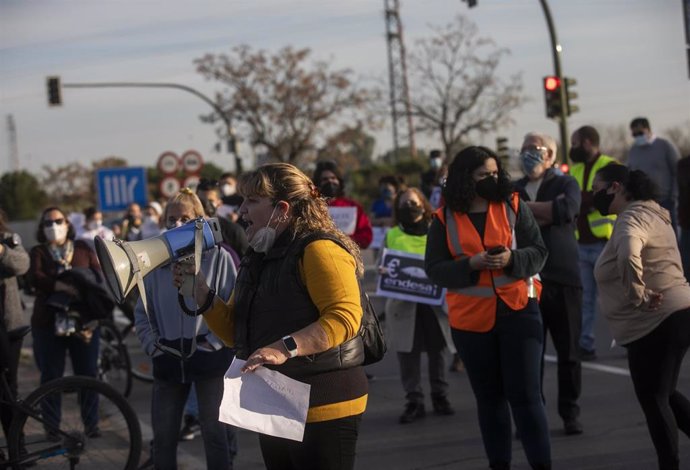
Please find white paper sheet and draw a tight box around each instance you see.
[218,357,311,442]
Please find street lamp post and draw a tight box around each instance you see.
[55,80,243,174]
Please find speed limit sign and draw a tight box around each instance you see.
[157,152,180,175]
[159,176,181,198]
[182,175,201,191]
[181,150,204,174]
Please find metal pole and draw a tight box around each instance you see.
[538,0,569,163]
[62,81,243,174]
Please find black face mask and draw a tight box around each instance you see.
[475,176,502,202]
[569,147,589,163]
[592,187,615,215]
[398,206,424,225]
[319,182,340,198]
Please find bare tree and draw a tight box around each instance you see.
[663,121,690,158]
[195,46,376,165]
[317,123,376,173]
[406,15,525,158]
[41,162,94,211]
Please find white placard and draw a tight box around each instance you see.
[376,248,446,305]
[370,226,389,249]
[328,206,357,235]
[219,358,311,442]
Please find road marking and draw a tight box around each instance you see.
[544,354,630,376]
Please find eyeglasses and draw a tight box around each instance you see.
[521,145,548,153]
[42,218,65,227]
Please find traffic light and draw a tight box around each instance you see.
[564,77,578,115]
[47,76,62,106]
[543,76,562,119]
[496,136,509,158]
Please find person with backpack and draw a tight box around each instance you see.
[173,163,369,470]
[425,147,551,470]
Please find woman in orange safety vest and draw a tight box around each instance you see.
[425,146,551,470]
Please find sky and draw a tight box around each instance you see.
[1,0,689,176]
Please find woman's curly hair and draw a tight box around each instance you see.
[442,146,513,213]
[238,162,364,277]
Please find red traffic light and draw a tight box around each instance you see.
[544,76,561,91]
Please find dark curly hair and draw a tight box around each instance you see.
[595,164,658,202]
[443,146,513,213]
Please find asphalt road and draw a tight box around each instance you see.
[10,253,690,469]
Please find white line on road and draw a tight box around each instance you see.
[544,354,630,376]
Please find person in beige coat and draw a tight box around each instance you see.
[592,164,690,470]
[379,188,456,424]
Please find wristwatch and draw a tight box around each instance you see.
[281,335,298,358]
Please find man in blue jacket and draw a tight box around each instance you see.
[514,132,584,436]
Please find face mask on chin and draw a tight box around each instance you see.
[474,176,502,202]
[44,224,68,243]
[592,187,615,215]
[248,206,280,253]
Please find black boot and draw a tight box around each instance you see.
[431,394,455,416]
[399,401,425,424]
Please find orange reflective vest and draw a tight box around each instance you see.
[436,193,539,332]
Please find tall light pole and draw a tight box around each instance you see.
[462,0,572,161]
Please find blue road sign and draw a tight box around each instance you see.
[96,167,148,212]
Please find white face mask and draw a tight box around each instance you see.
[634,135,649,146]
[143,215,159,225]
[44,224,68,243]
[248,206,279,253]
[221,183,236,197]
[87,220,102,231]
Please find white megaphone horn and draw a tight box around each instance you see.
[94,217,223,303]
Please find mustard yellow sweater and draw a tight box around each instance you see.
[205,239,368,422]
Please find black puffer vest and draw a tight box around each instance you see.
[233,230,365,379]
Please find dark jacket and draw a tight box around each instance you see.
[233,230,368,408]
[514,168,582,287]
[45,267,115,324]
[0,235,30,332]
[29,240,101,331]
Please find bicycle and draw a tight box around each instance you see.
[1,328,142,469]
[97,320,133,398]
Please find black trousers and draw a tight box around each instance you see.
[626,307,690,470]
[258,414,362,470]
[539,280,582,422]
[0,335,22,438]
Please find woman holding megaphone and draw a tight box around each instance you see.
[133,188,238,469]
[173,163,368,470]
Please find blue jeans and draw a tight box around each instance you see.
[452,299,551,469]
[152,376,235,469]
[32,327,101,431]
[578,242,606,351]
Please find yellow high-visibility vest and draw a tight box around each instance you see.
[570,154,618,240]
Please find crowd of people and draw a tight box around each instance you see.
[1,115,690,469]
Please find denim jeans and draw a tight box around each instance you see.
[152,376,235,469]
[578,242,606,351]
[32,327,101,431]
[452,299,551,469]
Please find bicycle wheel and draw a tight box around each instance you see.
[98,322,133,398]
[120,325,154,383]
[7,376,142,469]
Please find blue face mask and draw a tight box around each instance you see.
[634,135,648,146]
[520,149,544,176]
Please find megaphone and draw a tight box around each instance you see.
[95,217,223,303]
